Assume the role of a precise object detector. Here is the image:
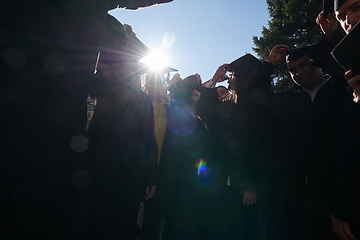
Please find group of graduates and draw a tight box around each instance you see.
[1,0,360,240]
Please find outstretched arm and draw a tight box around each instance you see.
[316,11,338,38]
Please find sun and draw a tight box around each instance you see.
[140,50,169,71]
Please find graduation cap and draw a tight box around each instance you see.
[100,15,151,63]
[323,0,348,17]
[283,45,317,62]
[109,0,173,10]
[228,54,262,73]
[125,36,152,61]
[171,75,200,101]
[331,20,360,75]
[334,0,347,11]
[323,0,334,17]
[159,66,178,74]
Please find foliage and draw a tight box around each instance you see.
[253,0,323,91]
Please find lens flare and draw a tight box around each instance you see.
[192,159,221,191]
[195,159,207,176]
[70,135,89,153]
[140,50,168,71]
[167,99,197,136]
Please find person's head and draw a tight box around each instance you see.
[285,46,324,90]
[191,89,201,109]
[227,54,262,94]
[335,0,360,33]
[172,75,200,109]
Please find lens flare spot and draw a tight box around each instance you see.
[162,32,175,49]
[70,135,89,153]
[193,159,219,191]
[195,159,207,176]
[167,99,197,136]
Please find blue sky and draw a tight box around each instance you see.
[109,0,270,86]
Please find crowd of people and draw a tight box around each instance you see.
[1,0,360,240]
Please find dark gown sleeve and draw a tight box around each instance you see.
[312,28,346,79]
[333,98,360,228]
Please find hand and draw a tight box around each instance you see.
[211,64,230,84]
[267,45,289,65]
[218,74,230,83]
[167,73,182,90]
[123,24,136,37]
[332,215,358,240]
[218,92,231,101]
[195,73,202,84]
[316,11,337,38]
[242,190,257,206]
[170,73,182,83]
[144,186,156,201]
[345,70,360,104]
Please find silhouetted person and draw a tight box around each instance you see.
[317,1,360,238]
[264,44,346,240]
[0,1,171,239]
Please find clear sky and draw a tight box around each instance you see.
[109,0,270,86]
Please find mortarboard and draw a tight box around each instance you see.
[334,0,347,11]
[101,15,151,62]
[283,45,317,62]
[228,53,262,72]
[158,66,178,74]
[322,0,348,18]
[323,0,334,17]
[171,75,200,100]
[331,21,360,75]
[109,0,173,10]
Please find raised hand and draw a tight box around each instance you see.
[316,11,337,38]
[267,44,289,65]
[123,24,136,37]
[212,64,230,83]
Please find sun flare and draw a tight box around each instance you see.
[140,50,169,71]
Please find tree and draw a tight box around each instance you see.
[253,0,323,91]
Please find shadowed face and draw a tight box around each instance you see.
[336,0,360,33]
[191,89,201,109]
[227,70,254,93]
[287,55,323,90]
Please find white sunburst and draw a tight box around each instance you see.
[140,50,169,71]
